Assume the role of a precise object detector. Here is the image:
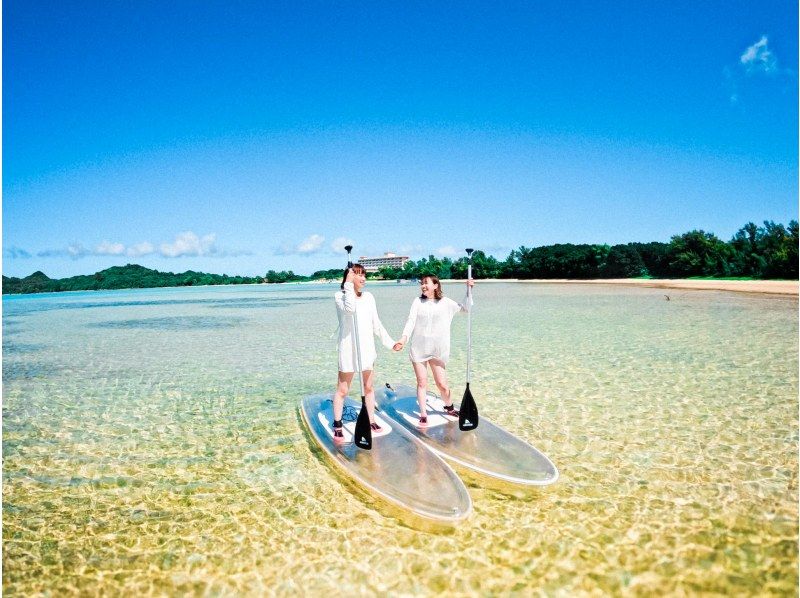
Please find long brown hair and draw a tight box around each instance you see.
[341,263,366,289]
[419,275,443,300]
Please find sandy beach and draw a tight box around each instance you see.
[514,278,799,296]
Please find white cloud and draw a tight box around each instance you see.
[277,234,326,255]
[67,243,91,259]
[127,242,155,257]
[160,232,217,258]
[725,36,790,107]
[330,237,355,254]
[297,234,325,254]
[95,240,126,255]
[31,232,240,260]
[37,249,63,257]
[3,246,32,259]
[740,36,777,73]
[33,243,88,259]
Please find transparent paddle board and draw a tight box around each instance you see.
[300,394,472,524]
[378,384,559,486]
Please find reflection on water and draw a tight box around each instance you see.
[2,341,46,355]
[3,359,61,381]
[2,283,797,595]
[4,293,326,315]
[89,316,246,330]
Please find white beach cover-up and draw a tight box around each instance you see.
[335,282,394,372]
[401,292,471,364]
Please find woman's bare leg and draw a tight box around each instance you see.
[429,359,452,406]
[412,360,429,419]
[333,371,354,422]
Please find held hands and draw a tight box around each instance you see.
[392,337,407,352]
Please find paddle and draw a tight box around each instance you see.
[459,248,479,431]
[345,244,372,450]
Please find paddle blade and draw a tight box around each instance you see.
[459,383,479,431]
[354,397,373,449]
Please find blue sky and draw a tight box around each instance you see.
[3,0,797,278]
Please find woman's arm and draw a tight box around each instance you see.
[455,279,475,313]
[370,295,395,349]
[393,298,419,351]
[335,281,356,313]
[400,299,419,339]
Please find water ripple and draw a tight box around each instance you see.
[2,283,796,595]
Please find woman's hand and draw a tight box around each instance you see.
[345,268,356,283]
[392,336,407,352]
[466,279,475,288]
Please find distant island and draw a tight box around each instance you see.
[1,264,339,295]
[3,220,796,295]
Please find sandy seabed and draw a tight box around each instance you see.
[3,282,797,596]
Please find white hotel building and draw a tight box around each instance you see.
[358,252,410,273]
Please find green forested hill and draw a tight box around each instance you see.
[2,264,264,295]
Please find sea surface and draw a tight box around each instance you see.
[2,282,797,596]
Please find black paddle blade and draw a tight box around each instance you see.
[459,383,479,431]
[354,397,373,449]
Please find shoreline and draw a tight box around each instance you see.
[4,278,797,297]
[464,278,798,296]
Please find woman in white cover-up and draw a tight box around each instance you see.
[332,264,395,439]
[393,274,473,425]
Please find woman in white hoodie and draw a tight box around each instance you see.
[332,264,395,439]
[393,274,473,425]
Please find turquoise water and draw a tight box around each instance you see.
[3,282,797,595]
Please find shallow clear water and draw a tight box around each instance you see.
[3,282,797,595]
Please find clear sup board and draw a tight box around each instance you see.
[300,394,472,525]
[378,384,559,486]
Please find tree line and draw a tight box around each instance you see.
[377,221,798,281]
[3,220,796,294]
[2,264,263,295]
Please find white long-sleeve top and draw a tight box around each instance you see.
[335,282,395,372]
[401,291,472,364]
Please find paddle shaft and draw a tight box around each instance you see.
[341,246,372,449]
[466,259,473,384]
[459,248,479,431]
[351,303,366,400]
[345,252,366,400]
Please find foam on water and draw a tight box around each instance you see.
[2,282,797,595]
